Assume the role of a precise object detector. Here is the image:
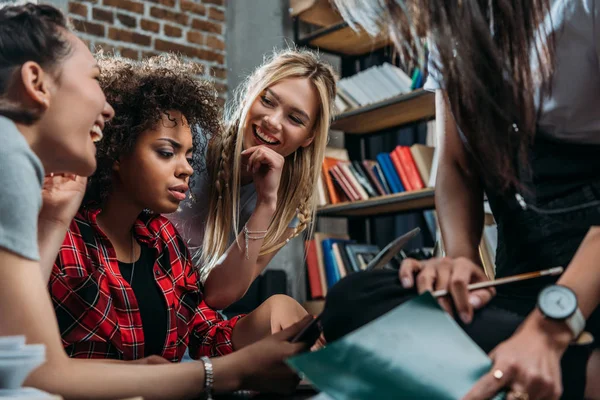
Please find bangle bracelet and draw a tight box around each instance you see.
[200,356,214,400]
[243,223,267,259]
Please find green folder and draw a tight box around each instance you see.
[287,293,505,400]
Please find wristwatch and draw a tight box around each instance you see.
[537,285,585,339]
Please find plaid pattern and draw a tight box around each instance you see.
[49,207,241,362]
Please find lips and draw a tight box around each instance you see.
[253,124,280,145]
[168,184,188,202]
[90,124,103,143]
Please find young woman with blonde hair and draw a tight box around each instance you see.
[171,49,337,310]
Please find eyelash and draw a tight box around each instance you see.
[158,150,174,158]
[158,151,193,165]
[261,95,274,107]
[261,96,305,126]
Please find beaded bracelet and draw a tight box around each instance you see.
[243,224,267,259]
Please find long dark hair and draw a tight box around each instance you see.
[0,3,72,124]
[333,0,555,192]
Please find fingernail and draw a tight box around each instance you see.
[469,295,482,309]
[460,312,472,324]
[401,277,412,288]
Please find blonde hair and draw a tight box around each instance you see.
[200,48,336,277]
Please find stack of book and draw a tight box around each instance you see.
[305,232,402,299]
[317,145,435,207]
[335,63,425,113]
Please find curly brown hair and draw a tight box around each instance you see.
[85,53,221,205]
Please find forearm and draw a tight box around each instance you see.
[436,165,484,263]
[37,219,68,282]
[27,357,207,400]
[203,201,276,309]
[520,227,600,350]
[555,227,600,319]
[434,90,484,264]
[1,254,239,399]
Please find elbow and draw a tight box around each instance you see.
[203,284,244,311]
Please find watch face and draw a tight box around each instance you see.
[538,285,577,320]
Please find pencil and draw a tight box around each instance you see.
[432,266,564,298]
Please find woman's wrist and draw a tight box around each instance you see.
[211,355,243,394]
[523,309,573,353]
[255,197,277,213]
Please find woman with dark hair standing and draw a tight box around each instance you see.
[333,1,600,399]
[0,3,311,399]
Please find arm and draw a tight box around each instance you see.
[398,90,493,323]
[0,249,311,399]
[38,175,87,281]
[435,89,485,263]
[203,204,290,309]
[203,146,289,310]
[464,227,600,400]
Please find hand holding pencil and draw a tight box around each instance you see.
[399,256,564,325]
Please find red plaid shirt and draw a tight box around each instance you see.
[49,207,241,362]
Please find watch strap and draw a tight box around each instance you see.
[566,307,585,340]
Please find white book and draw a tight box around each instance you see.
[363,67,391,102]
[372,66,399,100]
[382,62,412,92]
[387,62,414,89]
[334,95,349,114]
[379,63,406,94]
[339,77,369,106]
[350,71,378,105]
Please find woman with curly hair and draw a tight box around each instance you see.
[49,53,310,363]
[170,49,337,310]
[1,3,310,399]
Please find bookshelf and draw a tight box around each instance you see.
[317,188,435,217]
[291,0,437,306]
[290,0,390,56]
[332,90,435,134]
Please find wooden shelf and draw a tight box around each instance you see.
[332,90,435,134]
[317,188,435,217]
[290,0,343,27]
[307,23,390,56]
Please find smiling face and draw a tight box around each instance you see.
[36,32,114,176]
[115,111,194,214]
[242,77,320,157]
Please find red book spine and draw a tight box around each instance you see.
[305,240,323,299]
[390,147,413,191]
[398,146,425,190]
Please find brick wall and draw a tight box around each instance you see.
[68,0,227,99]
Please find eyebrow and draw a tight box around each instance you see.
[266,89,311,122]
[157,138,193,153]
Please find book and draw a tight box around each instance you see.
[331,242,348,279]
[344,243,380,272]
[330,164,359,201]
[362,160,387,196]
[396,146,425,190]
[339,162,369,200]
[287,293,503,400]
[371,161,391,195]
[322,157,347,204]
[305,240,323,299]
[313,232,349,296]
[351,161,378,197]
[390,147,413,191]
[410,144,435,186]
[322,238,353,288]
[377,152,404,193]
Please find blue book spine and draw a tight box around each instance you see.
[322,238,353,288]
[376,153,405,193]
